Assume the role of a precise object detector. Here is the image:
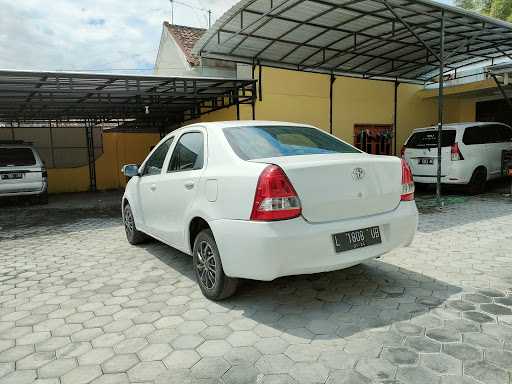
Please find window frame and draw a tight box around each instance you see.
[140,136,175,177]
[167,130,206,174]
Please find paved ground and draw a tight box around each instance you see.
[0,192,512,384]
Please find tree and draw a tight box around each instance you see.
[455,0,512,21]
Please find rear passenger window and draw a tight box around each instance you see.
[0,148,36,167]
[463,127,486,145]
[497,125,512,142]
[168,132,204,172]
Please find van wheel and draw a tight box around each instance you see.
[468,167,487,195]
[123,204,147,245]
[193,229,238,301]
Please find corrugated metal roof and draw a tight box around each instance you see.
[193,0,512,83]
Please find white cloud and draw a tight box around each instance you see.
[0,0,237,74]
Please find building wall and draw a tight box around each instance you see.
[46,132,160,194]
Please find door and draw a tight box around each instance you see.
[152,131,205,250]
[137,137,175,235]
[354,124,393,155]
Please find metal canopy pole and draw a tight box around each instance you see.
[393,81,399,156]
[329,74,336,134]
[85,119,97,192]
[436,11,445,206]
[490,74,512,110]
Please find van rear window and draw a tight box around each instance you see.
[0,148,36,166]
[406,130,456,148]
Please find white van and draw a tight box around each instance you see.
[402,122,512,194]
[0,141,48,203]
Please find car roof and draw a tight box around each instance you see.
[179,120,314,131]
[0,143,34,149]
[412,122,510,132]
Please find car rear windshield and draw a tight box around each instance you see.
[0,148,36,167]
[406,130,456,148]
[223,125,360,160]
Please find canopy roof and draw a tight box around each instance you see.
[193,0,512,83]
[0,70,255,124]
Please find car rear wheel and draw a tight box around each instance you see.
[123,204,147,245]
[193,229,238,301]
[468,167,486,195]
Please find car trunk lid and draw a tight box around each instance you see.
[250,153,402,223]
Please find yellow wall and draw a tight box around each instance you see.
[47,132,160,194]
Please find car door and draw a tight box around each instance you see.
[137,137,175,236]
[485,125,506,178]
[152,130,206,251]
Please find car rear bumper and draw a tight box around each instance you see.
[0,182,47,197]
[210,201,418,281]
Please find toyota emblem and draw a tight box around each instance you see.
[352,167,365,181]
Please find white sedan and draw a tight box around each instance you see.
[122,121,418,300]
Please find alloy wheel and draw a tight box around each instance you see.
[124,208,134,235]
[196,241,217,290]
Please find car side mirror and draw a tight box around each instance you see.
[122,164,139,177]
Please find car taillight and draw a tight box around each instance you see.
[451,143,464,161]
[401,159,415,201]
[250,165,301,221]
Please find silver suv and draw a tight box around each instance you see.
[0,141,48,204]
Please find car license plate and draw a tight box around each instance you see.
[332,226,382,253]
[1,173,23,180]
[418,158,434,165]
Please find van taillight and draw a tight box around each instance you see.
[250,165,301,221]
[401,159,415,201]
[451,143,464,161]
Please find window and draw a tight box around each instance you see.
[0,148,36,167]
[141,137,174,176]
[223,125,360,160]
[463,126,488,145]
[406,130,456,148]
[499,125,512,142]
[168,132,204,172]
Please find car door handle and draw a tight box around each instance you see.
[150,184,157,191]
[184,181,195,190]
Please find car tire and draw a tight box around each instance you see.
[123,203,147,245]
[193,229,238,301]
[467,167,487,195]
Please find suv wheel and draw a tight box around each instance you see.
[123,204,147,245]
[468,167,486,195]
[193,229,238,301]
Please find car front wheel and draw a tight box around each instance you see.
[123,203,147,245]
[193,229,238,300]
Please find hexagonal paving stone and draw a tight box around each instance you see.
[255,337,289,355]
[480,304,512,316]
[444,319,480,333]
[326,369,371,384]
[123,324,155,338]
[177,321,207,335]
[17,352,55,370]
[261,374,298,384]
[57,342,92,359]
[318,350,356,370]
[0,362,14,379]
[138,343,173,361]
[38,358,77,378]
[382,347,419,365]
[147,328,179,344]
[0,345,34,362]
[426,328,461,343]
[355,358,396,382]
[102,354,139,374]
[61,365,102,384]
[171,334,204,349]
[113,337,148,354]
[485,349,512,370]
[78,348,114,365]
[191,357,230,379]
[465,360,509,384]
[16,331,51,346]
[127,361,167,382]
[463,332,501,349]
[154,316,183,329]
[200,325,233,340]
[463,294,492,304]
[289,362,329,384]
[393,322,424,336]
[36,336,71,352]
[463,311,494,323]
[90,373,129,384]
[197,340,231,357]
[442,343,481,361]
[495,296,512,306]
[163,349,201,369]
[256,354,294,374]
[284,344,321,362]
[447,300,476,312]
[421,353,461,375]
[222,364,260,384]
[0,370,37,384]
[397,366,440,384]
[224,346,262,366]
[477,289,505,298]
[227,331,260,347]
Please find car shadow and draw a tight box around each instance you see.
[144,241,462,341]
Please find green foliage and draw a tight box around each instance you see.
[454,0,512,21]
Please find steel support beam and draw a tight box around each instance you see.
[436,11,445,206]
[393,81,399,156]
[329,74,336,135]
[491,74,512,110]
[85,119,97,192]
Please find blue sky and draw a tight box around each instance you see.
[0,0,453,74]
